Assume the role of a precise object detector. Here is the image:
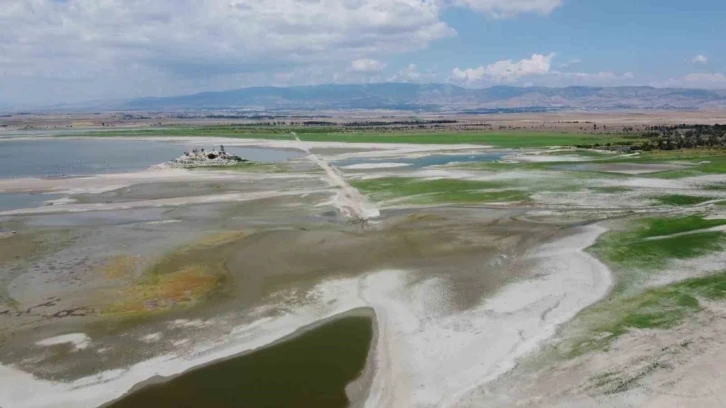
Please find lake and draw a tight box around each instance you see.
[0,139,306,211]
[0,139,304,179]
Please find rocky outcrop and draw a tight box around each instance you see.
[155,147,250,169]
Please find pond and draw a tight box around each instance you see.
[108,314,373,408]
[0,192,61,212]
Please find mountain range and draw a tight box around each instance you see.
[106,83,726,111]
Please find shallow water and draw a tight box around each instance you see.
[334,152,504,169]
[0,139,304,179]
[0,192,60,212]
[108,314,373,408]
[0,139,305,211]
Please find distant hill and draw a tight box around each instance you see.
[119,83,726,111]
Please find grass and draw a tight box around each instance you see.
[651,194,715,206]
[561,269,726,357]
[351,177,530,204]
[616,151,726,179]
[636,215,726,238]
[590,215,726,292]
[594,231,725,274]
[58,127,637,148]
[298,132,635,148]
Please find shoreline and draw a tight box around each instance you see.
[100,307,377,408]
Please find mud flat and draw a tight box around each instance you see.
[4,135,726,408]
[0,213,610,408]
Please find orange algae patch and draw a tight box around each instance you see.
[103,255,139,280]
[103,231,244,315]
[105,266,223,314]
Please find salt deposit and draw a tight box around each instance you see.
[35,333,90,351]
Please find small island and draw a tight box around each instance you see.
[156,145,250,169]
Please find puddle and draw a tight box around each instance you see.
[108,314,373,408]
[0,192,61,212]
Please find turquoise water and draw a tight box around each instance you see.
[109,314,373,408]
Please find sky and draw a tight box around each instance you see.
[1,0,725,105]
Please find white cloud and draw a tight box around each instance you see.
[450,54,637,86]
[0,0,456,103]
[451,53,554,84]
[349,59,387,73]
[655,72,726,89]
[396,64,423,81]
[453,0,563,17]
[692,55,709,64]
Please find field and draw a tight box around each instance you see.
[58,126,640,148]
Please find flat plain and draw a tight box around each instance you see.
[2,110,726,408]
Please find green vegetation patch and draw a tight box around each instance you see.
[590,215,726,292]
[298,132,633,148]
[636,215,726,238]
[595,231,725,274]
[561,270,726,357]
[651,194,715,206]
[351,177,529,204]
[621,152,726,179]
[59,127,636,148]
